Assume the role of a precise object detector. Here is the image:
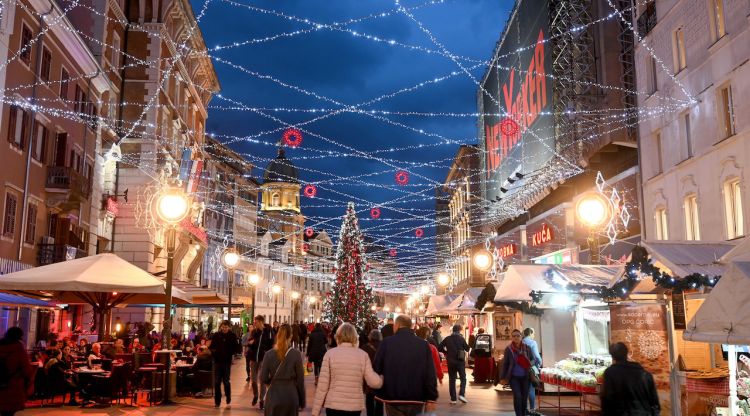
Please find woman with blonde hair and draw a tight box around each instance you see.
[261,324,306,415]
[312,322,383,416]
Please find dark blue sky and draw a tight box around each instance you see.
[197,0,510,284]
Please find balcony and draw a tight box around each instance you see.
[38,244,88,266]
[636,2,657,37]
[45,166,91,199]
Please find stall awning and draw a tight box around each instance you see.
[684,240,750,345]
[642,240,735,277]
[425,294,459,316]
[171,280,228,306]
[493,264,625,303]
[444,287,484,315]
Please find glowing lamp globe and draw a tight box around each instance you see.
[576,193,609,228]
[384,305,390,312]
[437,273,450,287]
[221,249,241,269]
[272,284,282,295]
[473,249,493,271]
[155,189,190,224]
[291,291,300,300]
[308,296,317,304]
[371,305,377,311]
[395,306,402,313]
[247,273,259,286]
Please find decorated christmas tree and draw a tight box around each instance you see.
[323,202,378,328]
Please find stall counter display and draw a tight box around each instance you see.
[540,352,612,394]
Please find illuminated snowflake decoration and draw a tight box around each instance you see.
[594,171,632,245]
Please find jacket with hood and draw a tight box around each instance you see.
[600,360,660,416]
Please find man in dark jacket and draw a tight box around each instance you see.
[601,342,660,416]
[298,321,308,352]
[431,324,443,347]
[381,318,394,338]
[374,315,438,416]
[439,324,470,404]
[247,315,274,408]
[306,323,328,386]
[209,320,239,408]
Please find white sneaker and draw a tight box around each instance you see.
[450,400,457,405]
[458,395,468,403]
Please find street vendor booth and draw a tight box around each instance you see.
[425,293,459,317]
[683,238,750,415]
[493,263,624,412]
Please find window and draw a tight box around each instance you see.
[655,208,668,240]
[710,0,726,40]
[24,203,37,244]
[110,33,120,71]
[31,121,47,162]
[719,85,736,138]
[724,179,744,239]
[3,192,17,238]
[684,113,693,158]
[654,131,663,174]
[7,105,28,149]
[39,46,51,81]
[647,56,658,94]
[271,193,280,206]
[684,195,701,240]
[20,25,32,63]
[60,68,69,99]
[674,28,687,71]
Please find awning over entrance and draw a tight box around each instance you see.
[493,264,624,303]
[171,280,229,306]
[444,287,484,315]
[641,240,735,277]
[425,294,459,316]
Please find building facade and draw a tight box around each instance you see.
[636,0,749,245]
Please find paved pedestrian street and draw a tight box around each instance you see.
[19,358,594,416]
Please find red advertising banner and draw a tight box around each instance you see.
[610,304,671,415]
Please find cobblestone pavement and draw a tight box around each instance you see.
[19,358,595,415]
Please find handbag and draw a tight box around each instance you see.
[529,365,541,387]
[263,348,291,402]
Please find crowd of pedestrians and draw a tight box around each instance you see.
[0,314,662,416]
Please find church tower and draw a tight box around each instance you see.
[260,147,305,259]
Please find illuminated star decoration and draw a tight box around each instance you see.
[303,184,318,198]
[282,127,303,147]
[394,171,410,185]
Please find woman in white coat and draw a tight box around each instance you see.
[312,323,384,416]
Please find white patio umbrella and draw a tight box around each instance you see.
[0,253,189,339]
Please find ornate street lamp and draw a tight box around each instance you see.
[221,248,241,320]
[291,291,300,322]
[153,187,190,405]
[576,192,611,264]
[247,272,259,320]
[436,272,450,287]
[272,283,282,324]
[472,248,493,272]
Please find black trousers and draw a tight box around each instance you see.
[365,393,383,416]
[313,359,323,377]
[325,409,361,416]
[213,361,231,405]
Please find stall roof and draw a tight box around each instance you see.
[425,294,459,316]
[171,280,228,305]
[684,237,750,345]
[642,240,735,277]
[493,264,625,303]
[444,287,484,315]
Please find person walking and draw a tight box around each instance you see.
[361,329,383,416]
[374,315,438,416]
[380,318,394,338]
[242,329,252,382]
[600,342,660,415]
[260,324,305,416]
[209,320,239,408]
[431,324,443,347]
[307,323,328,386]
[417,327,444,385]
[0,327,35,416]
[439,324,469,404]
[312,323,383,416]
[298,321,308,353]
[500,329,534,416]
[522,328,543,415]
[248,315,275,408]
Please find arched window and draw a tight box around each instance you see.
[271,192,280,206]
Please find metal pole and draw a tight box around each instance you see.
[227,268,233,321]
[274,296,278,324]
[161,226,175,405]
[250,285,255,321]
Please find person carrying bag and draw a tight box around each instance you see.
[260,324,306,416]
[499,329,534,416]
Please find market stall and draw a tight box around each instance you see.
[425,293,459,317]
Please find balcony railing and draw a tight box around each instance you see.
[46,166,91,198]
[37,244,88,266]
[636,2,657,37]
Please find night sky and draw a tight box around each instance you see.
[196,0,510,285]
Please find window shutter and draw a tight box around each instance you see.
[7,106,16,144]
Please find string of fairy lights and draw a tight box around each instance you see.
[0,0,695,293]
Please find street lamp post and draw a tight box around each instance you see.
[154,187,190,405]
[308,295,317,322]
[291,291,300,322]
[221,248,241,321]
[247,273,259,320]
[272,283,281,324]
[576,193,610,265]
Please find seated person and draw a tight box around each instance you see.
[78,338,91,357]
[113,339,126,354]
[45,348,78,405]
[129,338,145,353]
[184,345,212,394]
[87,342,103,367]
